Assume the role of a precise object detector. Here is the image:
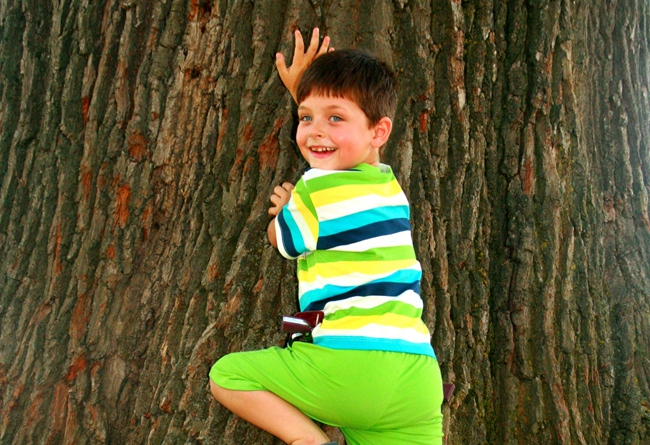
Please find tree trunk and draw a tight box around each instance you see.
[0,0,648,444]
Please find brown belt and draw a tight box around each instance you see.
[281,311,324,344]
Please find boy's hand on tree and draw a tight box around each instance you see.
[276,28,333,103]
[268,182,295,216]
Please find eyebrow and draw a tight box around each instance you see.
[297,104,347,112]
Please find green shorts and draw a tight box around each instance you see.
[209,342,443,445]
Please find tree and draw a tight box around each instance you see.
[1,0,648,444]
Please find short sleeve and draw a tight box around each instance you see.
[275,177,319,259]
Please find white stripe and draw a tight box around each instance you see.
[313,325,430,343]
[302,165,391,179]
[321,292,423,314]
[317,194,408,221]
[330,231,414,252]
[289,206,317,252]
[303,168,339,180]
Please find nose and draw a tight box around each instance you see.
[308,118,325,138]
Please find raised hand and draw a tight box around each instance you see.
[268,182,295,216]
[275,28,333,103]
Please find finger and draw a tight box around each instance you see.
[294,29,305,55]
[329,47,335,52]
[273,187,290,199]
[317,36,330,56]
[305,28,320,58]
[281,182,295,191]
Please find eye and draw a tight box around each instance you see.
[299,115,312,122]
[329,115,342,122]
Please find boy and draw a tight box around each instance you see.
[210,29,444,445]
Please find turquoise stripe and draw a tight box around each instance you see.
[320,205,410,237]
[280,206,307,255]
[314,336,436,359]
[299,268,422,308]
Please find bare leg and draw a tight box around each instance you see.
[210,380,330,445]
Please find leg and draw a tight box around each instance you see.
[210,380,330,445]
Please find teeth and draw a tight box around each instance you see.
[310,147,336,152]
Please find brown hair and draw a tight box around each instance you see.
[296,49,397,125]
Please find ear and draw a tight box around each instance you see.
[370,117,393,148]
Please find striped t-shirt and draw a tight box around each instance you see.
[275,163,435,358]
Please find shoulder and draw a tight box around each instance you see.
[301,165,399,194]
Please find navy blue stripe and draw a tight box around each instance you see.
[277,211,300,258]
[316,218,411,250]
[304,280,420,312]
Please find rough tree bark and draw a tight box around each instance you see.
[0,0,648,444]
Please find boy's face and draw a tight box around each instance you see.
[296,95,387,170]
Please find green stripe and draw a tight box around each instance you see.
[306,168,394,193]
[295,177,317,219]
[327,300,423,321]
[297,246,416,273]
[305,246,416,264]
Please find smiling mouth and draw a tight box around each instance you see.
[309,146,337,153]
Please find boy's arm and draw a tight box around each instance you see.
[267,219,278,249]
[275,28,332,103]
[267,182,295,248]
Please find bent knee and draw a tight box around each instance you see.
[209,379,225,401]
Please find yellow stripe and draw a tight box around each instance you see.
[293,192,318,240]
[297,259,418,283]
[321,314,430,334]
[311,181,402,207]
